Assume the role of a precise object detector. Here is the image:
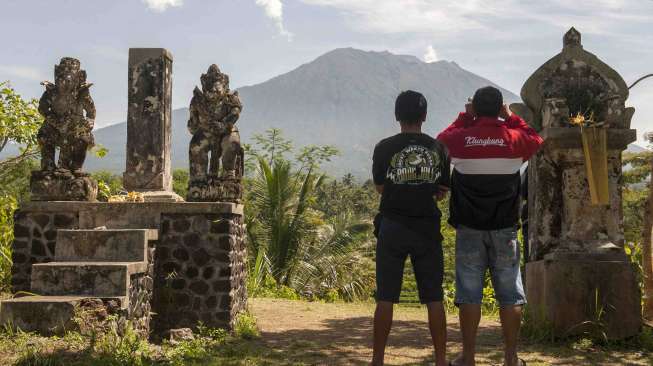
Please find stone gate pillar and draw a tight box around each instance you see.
[511,28,641,339]
[123,48,181,202]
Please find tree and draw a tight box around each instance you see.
[641,133,653,321]
[247,157,324,286]
[0,82,42,195]
[244,128,376,300]
[0,82,43,291]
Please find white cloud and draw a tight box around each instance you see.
[255,0,293,40]
[301,0,486,35]
[0,65,45,82]
[300,0,653,38]
[142,0,183,12]
[424,45,438,63]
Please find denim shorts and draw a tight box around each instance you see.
[376,217,444,304]
[455,225,526,306]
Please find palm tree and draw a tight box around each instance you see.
[246,157,324,286]
[291,211,374,301]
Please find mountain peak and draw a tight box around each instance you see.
[83,47,520,178]
[320,47,423,64]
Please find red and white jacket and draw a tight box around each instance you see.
[437,112,543,230]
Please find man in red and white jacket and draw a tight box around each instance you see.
[437,86,543,366]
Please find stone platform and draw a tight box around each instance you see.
[187,176,243,203]
[30,170,98,202]
[525,253,641,339]
[4,201,246,336]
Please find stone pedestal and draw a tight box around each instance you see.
[123,48,178,201]
[187,176,243,203]
[526,253,641,339]
[30,170,98,202]
[154,210,246,331]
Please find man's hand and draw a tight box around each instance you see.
[375,185,384,194]
[499,104,512,120]
[465,102,475,117]
[435,185,449,201]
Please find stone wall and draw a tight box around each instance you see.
[127,244,156,336]
[154,212,246,332]
[11,210,78,292]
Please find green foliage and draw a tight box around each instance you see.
[0,82,41,293]
[0,82,42,153]
[196,322,228,342]
[245,129,374,302]
[296,145,340,171]
[91,320,152,366]
[314,175,377,219]
[623,151,650,245]
[163,337,213,365]
[91,171,124,202]
[233,312,260,340]
[0,82,41,197]
[0,195,17,292]
[172,169,189,198]
[91,145,109,158]
[247,157,324,286]
[521,305,557,344]
[623,151,652,186]
[248,274,300,300]
[245,128,293,169]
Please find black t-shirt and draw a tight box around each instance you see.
[372,133,451,242]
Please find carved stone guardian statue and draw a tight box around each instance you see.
[31,57,98,201]
[187,64,244,202]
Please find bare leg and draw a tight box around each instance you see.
[425,301,447,366]
[499,305,523,366]
[452,304,481,366]
[372,301,393,365]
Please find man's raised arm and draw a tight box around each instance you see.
[437,102,476,144]
[502,106,544,161]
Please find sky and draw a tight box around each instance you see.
[1,0,652,144]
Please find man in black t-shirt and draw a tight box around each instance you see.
[371,90,450,366]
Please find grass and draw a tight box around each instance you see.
[1,298,652,365]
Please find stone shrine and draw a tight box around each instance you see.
[0,49,247,337]
[31,57,98,202]
[512,28,641,338]
[187,64,244,203]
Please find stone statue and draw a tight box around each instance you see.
[187,64,244,202]
[31,57,98,201]
[38,57,95,172]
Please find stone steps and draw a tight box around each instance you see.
[55,229,156,262]
[31,262,148,297]
[0,227,155,335]
[0,296,127,335]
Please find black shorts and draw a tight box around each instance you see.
[375,217,444,304]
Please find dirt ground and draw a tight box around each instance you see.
[250,298,651,366]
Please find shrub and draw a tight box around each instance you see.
[234,312,260,340]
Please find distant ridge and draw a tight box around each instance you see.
[627,144,648,153]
